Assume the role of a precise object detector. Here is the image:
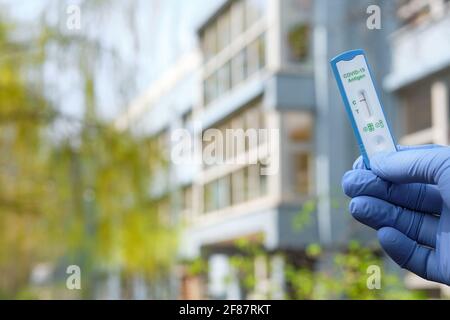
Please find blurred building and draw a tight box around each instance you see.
[385,0,450,297]
[116,0,450,299]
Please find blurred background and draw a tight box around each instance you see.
[0,0,449,299]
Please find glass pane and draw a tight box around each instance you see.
[247,38,261,76]
[244,105,259,150]
[293,153,310,195]
[231,115,245,156]
[231,49,247,87]
[224,120,233,162]
[400,82,432,135]
[201,35,209,61]
[217,61,231,97]
[231,0,245,39]
[247,35,266,75]
[287,23,310,63]
[285,112,313,143]
[247,164,260,200]
[204,72,218,106]
[231,169,245,204]
[245,105,259,130]
[204,183,213,213]
[217,9,230,53]
[204,22,217,60]
[212,180,220,211]
[243,166,249,201]
[259,163,268,196]
[203,80,209,106]
[245,0,266,28]
[217,176,231,209]
[258,34,266,68]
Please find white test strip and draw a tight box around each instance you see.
[330,49,397,168]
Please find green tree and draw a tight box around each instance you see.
[0,2,177,299]
[285,241,425,300]
[185,199,426,300]
[0,13,57,296]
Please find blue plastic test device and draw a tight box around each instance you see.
[330,49,397,168]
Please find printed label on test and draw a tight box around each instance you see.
[330,49,396,168]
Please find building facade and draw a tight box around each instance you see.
[117,0,450,299]
[384,0,450,297]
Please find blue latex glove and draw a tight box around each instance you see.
[342,144,450,285]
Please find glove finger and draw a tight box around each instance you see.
[352,144,442,170]
[342,169,442,214]
[351,196,438,248]
[378,227,442,284]
[437,205,450,281]
[370,147,450,187]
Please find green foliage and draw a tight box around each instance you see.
[185,257,208,277]
[228,237,264,292]
[285,241,425,300]
[0,3,177,298]
[211,223,425,299]
[50,123,177,280]
[287,23,310,62]
[0,12,56,295]
[292,199,315,231]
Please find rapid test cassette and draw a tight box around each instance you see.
[330,49,397,169]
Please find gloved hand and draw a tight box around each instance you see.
[342,144,450,285]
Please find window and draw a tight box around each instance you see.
[259,162,268,196]
[259,111,267,144]
[247,37,261,76]
[217,175,231,209]
[217,10,231,52]
[202,160,270,214]
[231,49,247,87]
[399,78,450,145]
[231,169,246,205]
[400,81,432,135]
[230,115,246,158]
[245,0,265,28]
[203,22,217,61]
[405,84,433,133]
[204,72,218,105]
[282,111,313,197]
[246,35,266,77]
[245,104,259,129]
[247,164,260,200]
[244,104,260,150]
[200,0,267,106]
[217,62,231,96]
[258,34,266,69]
[284,111,313,143]
[231,0,246,39]
[204,182,213,213]
[293,153,310,195]
[287,24,309,63]
[202,32,267,105]
[203,99,265,167]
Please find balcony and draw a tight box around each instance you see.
[179,203,320,259]
[384,1,450,91]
